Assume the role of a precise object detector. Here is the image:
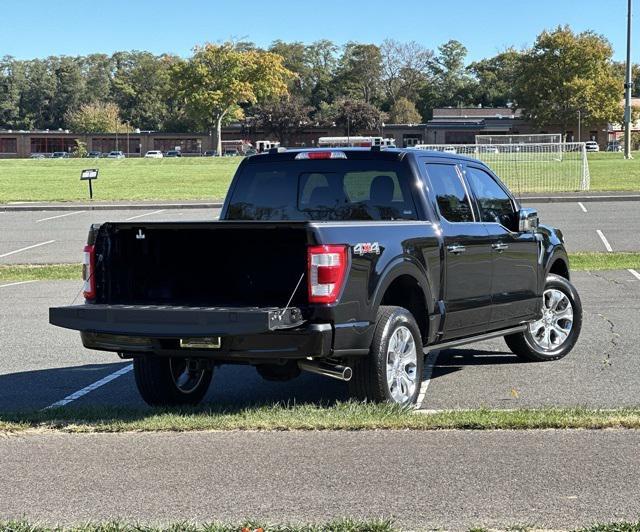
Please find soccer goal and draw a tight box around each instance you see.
[413,142,590,193]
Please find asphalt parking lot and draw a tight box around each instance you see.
[1,268,638,412]
[0,200,638,264]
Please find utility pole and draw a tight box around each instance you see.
[624,0,634,159]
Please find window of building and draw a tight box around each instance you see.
[0,138,17,153]
[425,163,474,223]
[153,138,201,153]
[30,137,77,153]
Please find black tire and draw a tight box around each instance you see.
[133,356,213,407]
[349,306,424,405]
[505,274,582,362]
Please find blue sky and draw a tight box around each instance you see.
[0,0,636,62]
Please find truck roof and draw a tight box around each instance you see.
[243,146,483,165]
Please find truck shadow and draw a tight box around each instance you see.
[0,349,523,414]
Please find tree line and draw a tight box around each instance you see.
[0,25,632,149]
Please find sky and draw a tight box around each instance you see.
[0,0,637,63]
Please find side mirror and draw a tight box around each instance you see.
[519,208,539,233]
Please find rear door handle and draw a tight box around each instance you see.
[447,244,466,254]
[492,242,509,252]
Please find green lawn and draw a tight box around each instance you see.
[0,157,240,203]
[0,152,639,203]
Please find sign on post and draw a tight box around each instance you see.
[81,168,99,199]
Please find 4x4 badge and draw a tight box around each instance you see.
[354,242,380,255]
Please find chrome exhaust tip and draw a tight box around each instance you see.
[298,360,352,382]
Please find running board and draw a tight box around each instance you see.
[424,325,527,354]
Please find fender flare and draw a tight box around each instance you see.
[371,257,435,319]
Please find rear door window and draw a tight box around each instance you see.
[424,163,474,223]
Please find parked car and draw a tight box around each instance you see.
[585,141,600,152]
[144,150,164,159]
[165,150,182,157]
[30,153,47,159]
[244,149,258,157]
[203,150,218,157]
[51,151,69,159]
[87,151,102,158]
[443,146,457,154]
[606,142,622,152]
[478,145,499,154]
[106,151,125,159]
[224,149,239,156]
[50,147,582,407]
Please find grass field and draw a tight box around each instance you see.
[2,253,637,283]
[0,152,639,203]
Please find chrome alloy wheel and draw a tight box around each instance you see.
[169,358,206,394]
[386,325,419,404]
[529,288,574,351]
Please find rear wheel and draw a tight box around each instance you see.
[349,306,424,406]
[505,274,582,362]
[133,356,213,406]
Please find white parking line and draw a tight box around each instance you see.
[0,239,56,258]
[416,350,440,409]
[596,230,613,252]
[0,280,38,289]
[44,364,133,409]
[578,202,588,213]
[35,210,86,223]
[125,209,166,221]
[628,269,640,281]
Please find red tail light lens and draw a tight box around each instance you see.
[82,244,96,300]
[295,151,347,160]
[308,245,348,304]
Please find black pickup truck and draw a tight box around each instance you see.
[50,147,582,406]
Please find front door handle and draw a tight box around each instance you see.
[447,244,466,254]
[492,242,509,252]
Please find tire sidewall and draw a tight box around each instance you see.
[374,307,424,405]
[523,274,582,359]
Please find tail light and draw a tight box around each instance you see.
[82,244,96,300]
[308,245,348,304]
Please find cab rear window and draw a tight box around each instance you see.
[226,160,417,221]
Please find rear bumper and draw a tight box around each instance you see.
[49,303,333,361]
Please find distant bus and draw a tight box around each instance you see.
[317,136,396,148]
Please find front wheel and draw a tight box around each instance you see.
[133,356,213,406]
[349,306,424,406]
[505,274,582,362]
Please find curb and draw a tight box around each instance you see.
[519,194,640,203]
[0,202,223,212]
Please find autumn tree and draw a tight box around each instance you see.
[65,101,130,132]
[515,26,623,130]
[173,43,293,154]
[388,97,422,124]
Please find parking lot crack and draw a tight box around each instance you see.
[592,312,620,369]
[585,270,626,287]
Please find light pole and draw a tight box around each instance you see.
[577,110,581,142]
[624,0,634,159]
